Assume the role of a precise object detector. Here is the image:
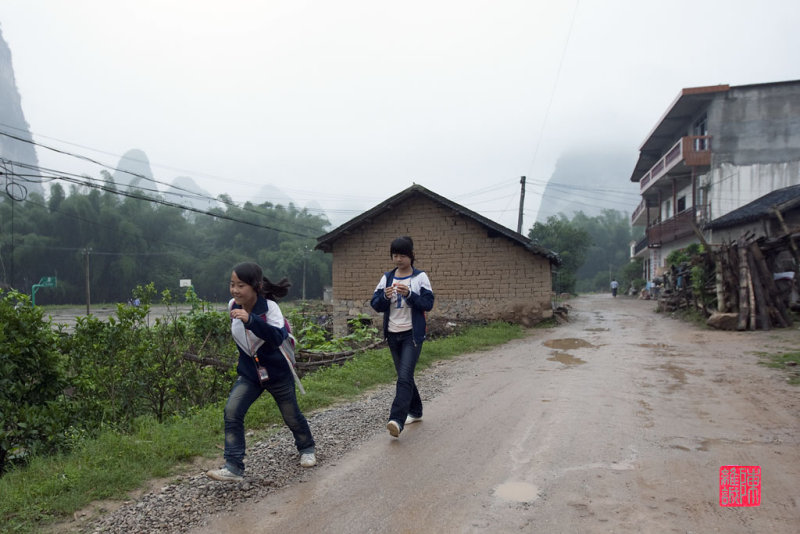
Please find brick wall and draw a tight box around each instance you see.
[327,196,554,335]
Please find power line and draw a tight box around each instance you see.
[1,157,321,239]
[0,121,378,214]
[0,129,330,236]
[526,0,580,176]
[14,195,207,257]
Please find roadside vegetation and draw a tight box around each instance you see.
[529,209,645,295]
[758,350,800,385]
[0,285,526,533]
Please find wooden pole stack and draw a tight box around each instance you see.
[714,232,794,331]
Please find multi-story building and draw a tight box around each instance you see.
[630,80,800,282]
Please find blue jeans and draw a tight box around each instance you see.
[222,374,315,475]
[387,330,423,430]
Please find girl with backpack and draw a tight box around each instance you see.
[207,262,316,482]
[370,236,435,438]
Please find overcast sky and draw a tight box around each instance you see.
[1,0,799,231]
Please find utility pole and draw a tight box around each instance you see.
[302,247,307,300]
[10,187,14,287]
[84,247,92,315]
[517,176,526,234]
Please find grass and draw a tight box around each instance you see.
[0,321,526,533]
[758,350,800,385]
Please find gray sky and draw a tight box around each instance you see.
[1,0,798,231]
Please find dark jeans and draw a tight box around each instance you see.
[222,374,315,475]
[386,330,423,429]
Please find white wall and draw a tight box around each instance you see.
[704,161,800,220]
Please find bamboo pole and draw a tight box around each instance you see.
[749,241,792,327]
[746,248,770,330]
[772,207,800,266]
[715,249,727,312]
[737,240,750,330]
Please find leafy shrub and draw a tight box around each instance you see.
[1,283,369,476]
[0,290,74,473]
[288,310,379,353]
[666,243,705,267]
[61,284,236,432]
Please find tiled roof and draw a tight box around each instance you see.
[705,184,800,230]
[315,184,561,265]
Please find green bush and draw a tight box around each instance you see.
[62,284,236,430]
[1,284,371,476]
[287,310,379,352]
[0,290,74,474]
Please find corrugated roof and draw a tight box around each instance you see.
[705,184,800,230]
[315,183,561,265]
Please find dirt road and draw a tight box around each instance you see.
[44,304,198,330]
[192,294,800,533]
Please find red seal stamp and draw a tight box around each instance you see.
[719,466,760,507]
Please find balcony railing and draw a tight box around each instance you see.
[632,199,646,223]
[646,206,697,248]
[633,235,648,256]
[639,135,711,193]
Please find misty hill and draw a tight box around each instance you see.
[304,199,332,225]
[535,149,637,223]
[253,184,295,208]
[112,149,156,192]
[162,175,221,213]
[0,25,43,198]
[110,148,327,221]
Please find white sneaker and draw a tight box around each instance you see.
[387,420,401,438]
[405,414,422,425]
[300,452,317,467]
[206,466,243,482]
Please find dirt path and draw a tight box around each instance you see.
[189,294,799,533]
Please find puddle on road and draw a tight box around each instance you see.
[494,481,539,503]
[547,351,586,366]
[544,338,595,350]
[544,338,591,366]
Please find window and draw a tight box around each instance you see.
[693,114,708,151]
[664,199,672,219]
[677,196,686,213]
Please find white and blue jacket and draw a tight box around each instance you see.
[229,296,291,385]
[370,268,434,346]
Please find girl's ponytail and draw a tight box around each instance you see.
[232,262,291,300]
[262,277,291,300]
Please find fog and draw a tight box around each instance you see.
[1,0,798,229]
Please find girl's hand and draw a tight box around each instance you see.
[395,283,409,296]
[230,309,249,322]
[384,286,395,298]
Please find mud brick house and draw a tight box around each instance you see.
[315,184,561,336]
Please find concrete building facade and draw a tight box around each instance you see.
[630,80,800,281]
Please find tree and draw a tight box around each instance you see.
[1,175,333,303]
[529,215,591,294]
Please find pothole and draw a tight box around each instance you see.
[494,481,540,503]
[543,338,595,350]
[547,351,586,365]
